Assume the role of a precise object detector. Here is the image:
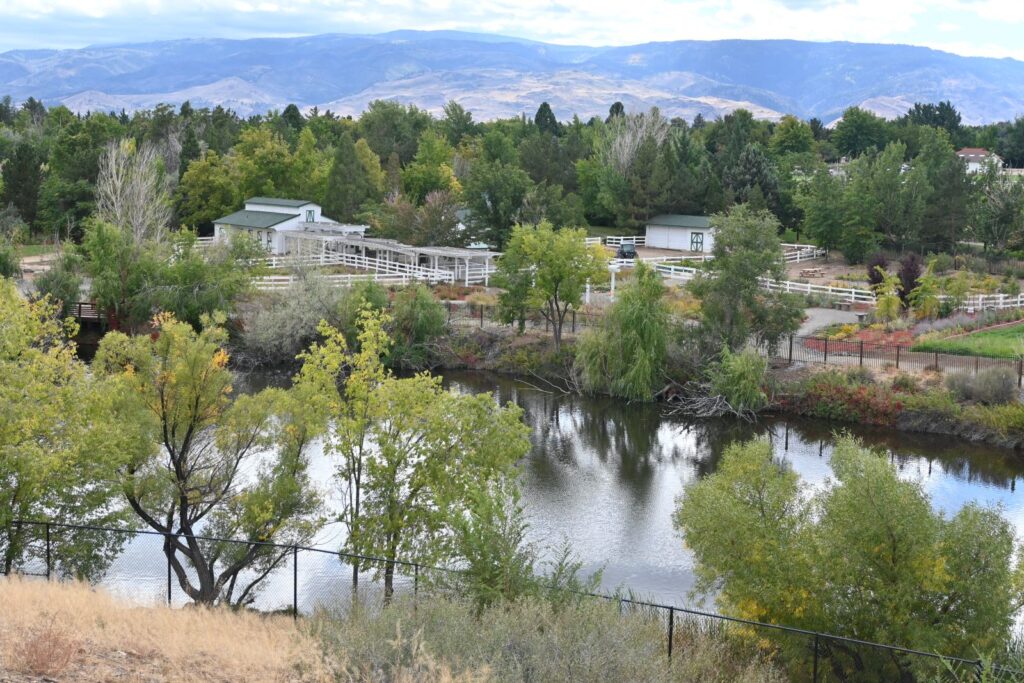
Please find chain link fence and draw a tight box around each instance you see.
[4,519,1023,681]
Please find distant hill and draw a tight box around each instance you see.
[3,31,1024,124]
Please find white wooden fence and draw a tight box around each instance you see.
[259,252,457,283]
[604,235,647,247]
[253,273,426,291]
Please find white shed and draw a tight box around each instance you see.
[645,215,714,252]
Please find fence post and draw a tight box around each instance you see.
[896,345,900,370]
[292,545,298,621]
[572,310,576,334]
[479,305,484,328]
[788,335,794,365]
[859,340,864,368]
[45,522,51,580]
[1018,358,1022,388]
[812,634,820,683]
[975,356,980,375]
[166,546,172,606]
[414,564,420,607]
[934,351,938,371]
[667,607,674,660]
[823,337,829,365]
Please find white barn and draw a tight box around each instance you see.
[645,215,714,252]
[213,197,366,254]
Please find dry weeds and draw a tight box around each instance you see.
[0,576,330,682]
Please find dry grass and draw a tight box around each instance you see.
[0,576,331,682]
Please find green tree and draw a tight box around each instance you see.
[358,100,432,165]
[401,130,459,204]
[79,219,160,331]
[464,159,533,248]
[230,126,294,199]
[797,170,844,256]
[324,132,375,222]
[676,437,1024,678]
[94,313,326,605]
[973,161,1024,252]
[175,151,238,230]
[1,141,43,230]
[832,106,889,158]
[0,281,134,578]
[495,222,607,351]
[769,115,814,156]
[689,205,802,353]
[438,100,476,146]
[534,102,559,136]
[300,312,530,597]
[577,262,669,400]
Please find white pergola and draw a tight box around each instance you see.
[279,233,500,285]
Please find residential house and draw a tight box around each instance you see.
[956,148,1003,174]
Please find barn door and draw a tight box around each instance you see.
[690,232,704,252]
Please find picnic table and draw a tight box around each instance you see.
[799,267,825,278]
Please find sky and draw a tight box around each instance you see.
[1,0,1024,61]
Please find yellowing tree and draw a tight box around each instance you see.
[0,280,135,578]
[95,312,327,605]
[495,222,607,351]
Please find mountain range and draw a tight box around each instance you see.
[3,31,1024,124]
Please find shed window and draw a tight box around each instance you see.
[306,209,314,222]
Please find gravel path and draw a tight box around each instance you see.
[798,307,860,336]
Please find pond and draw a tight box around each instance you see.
[97,368,1024,611]
[439,370,1024,606]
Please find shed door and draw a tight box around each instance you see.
[690,232,704,252]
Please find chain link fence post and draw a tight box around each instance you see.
[812,634,820,683]
[45,522,51,580]
[293,545,298,621]
[667,607,674,660]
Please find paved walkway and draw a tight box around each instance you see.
[798,307,859,336]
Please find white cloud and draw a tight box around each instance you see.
[0,0,1021,57]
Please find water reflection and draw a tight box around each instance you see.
[441,370,1024,606]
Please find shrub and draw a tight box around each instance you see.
[964,403,1024,435]
[33,252,84,317]
[239,272,346,366]
[792,370,902,425]
[898,252,923,306]
[900,387,961,416]
[312,595,784,683]
[866,252,888,288]
[929,252,955,273]
[945,368,1018,406]
[891,373,919,394]
[844,366,874,385]
[708,348,769,413]
[388,283,447,368]
[0,242,20,279]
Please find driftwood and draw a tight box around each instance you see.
[660,379,759,422]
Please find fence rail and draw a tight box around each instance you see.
[4,519,1019,682]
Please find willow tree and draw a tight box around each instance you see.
[576,262,670,400]
[94,313,327,605]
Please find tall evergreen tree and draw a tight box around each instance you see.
[324,132,374,222]
[1,141,44,229]
[534,102,559,137]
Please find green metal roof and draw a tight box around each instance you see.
[213,209,298,229]
[647,214,712,229]
[246,197,315,208]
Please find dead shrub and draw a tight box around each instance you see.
[10,616,81,677]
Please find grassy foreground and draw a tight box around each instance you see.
[912,322,1024,358]
[0,577,784,682]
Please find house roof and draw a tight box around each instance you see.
[246,197,316,208]
[646,214,712,229]
[956,148,1000,159]
[213,209,298,229]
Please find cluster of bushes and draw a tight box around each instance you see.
[312,595,784,683]
[945,367,1018,405]
[237,276,447,369]
[785,368,904,426]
